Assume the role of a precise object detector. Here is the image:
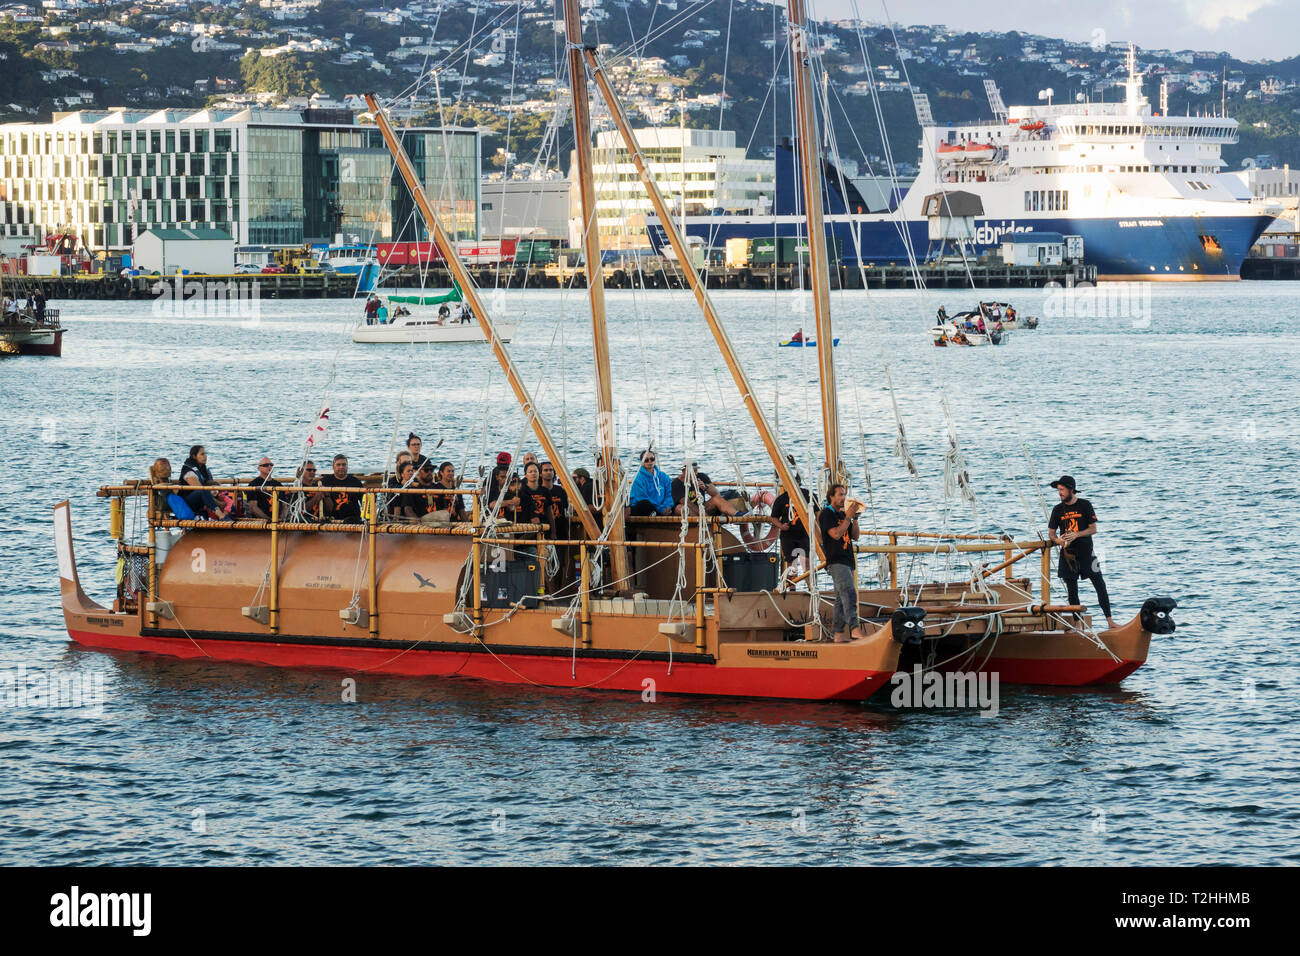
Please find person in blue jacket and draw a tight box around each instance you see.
[629,449,673,516]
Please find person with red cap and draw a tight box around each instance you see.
[486,451,515,512]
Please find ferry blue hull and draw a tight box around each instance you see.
[659,213,1274,279]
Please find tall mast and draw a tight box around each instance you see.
[364,93,601,542]
[786,0,843,485]
[679,92,687,238]
[563,0,628,580]
[585,47,822,564]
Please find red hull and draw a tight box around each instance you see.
[67,627,894,702]
[3,329,62,356]
[24,332,63,357]
[938,655,1144,687]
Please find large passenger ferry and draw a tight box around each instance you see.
[651,49,1279,280]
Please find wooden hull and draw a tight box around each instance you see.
[864,581,1154,686]
[55,502,1155,700]
[54,502,899,702]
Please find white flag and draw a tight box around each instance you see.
[306,405,330,449]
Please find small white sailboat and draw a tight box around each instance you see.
[351,292,518,344]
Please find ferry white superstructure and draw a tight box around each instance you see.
[652,47,1280,279]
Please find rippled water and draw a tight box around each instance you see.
[1,282,1297,864]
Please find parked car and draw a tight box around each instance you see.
[235,263,261,275]
[261,264,285,274]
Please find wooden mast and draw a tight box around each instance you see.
[363,93,601,542]
[563,0,629,586]
[786,0,844,485]
[584,47,822,563]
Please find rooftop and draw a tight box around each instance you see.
[137,228,235,242]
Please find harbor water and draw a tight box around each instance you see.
[1,283,1297,865]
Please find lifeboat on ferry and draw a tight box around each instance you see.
[963,142,996,160]
[937,142,967,162]
[1020,120,1046,132]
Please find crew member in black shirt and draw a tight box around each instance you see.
[541,461,571,591]
[540,461,567,526]
[520,461,551,526]
[411,460,438,521]
[244,456,281,520]
[436,461,467,522]
[386,460,420,521]
[817,483,863,643]
[1047,475,1115,628]
[771,478,813,574]
[486,451,513,507]
[406,432,431,473]
[326,454,364,522]
[501,474,524,523]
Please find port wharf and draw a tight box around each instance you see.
[11,260,1096,300]
[1242,231,1300,279]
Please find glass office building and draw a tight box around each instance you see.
[0,108,480,251]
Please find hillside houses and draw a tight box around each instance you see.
[3,0,1292,164]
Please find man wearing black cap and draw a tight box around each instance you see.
[1047,475,1115,628]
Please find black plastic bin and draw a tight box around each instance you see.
[721,551,780,592]
[485,558,542,608]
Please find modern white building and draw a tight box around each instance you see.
[0,107,481,252]
[479,176,570,243]
[1229,165,1299,231]
[578,127,774,250]
[132,227,235,274]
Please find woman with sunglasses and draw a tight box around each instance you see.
[629,450,673,517]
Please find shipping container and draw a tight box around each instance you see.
[513,239,555,265]
[376,241,438,267]
[749,235,841,266]
[456,239,518,264]
[374,240,519,267]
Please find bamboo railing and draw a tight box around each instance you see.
[103,481,1063,644]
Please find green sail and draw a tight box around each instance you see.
[384,287,464,306]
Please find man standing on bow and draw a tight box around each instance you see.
[818,484,864,643]
[1047,475,1116,629]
